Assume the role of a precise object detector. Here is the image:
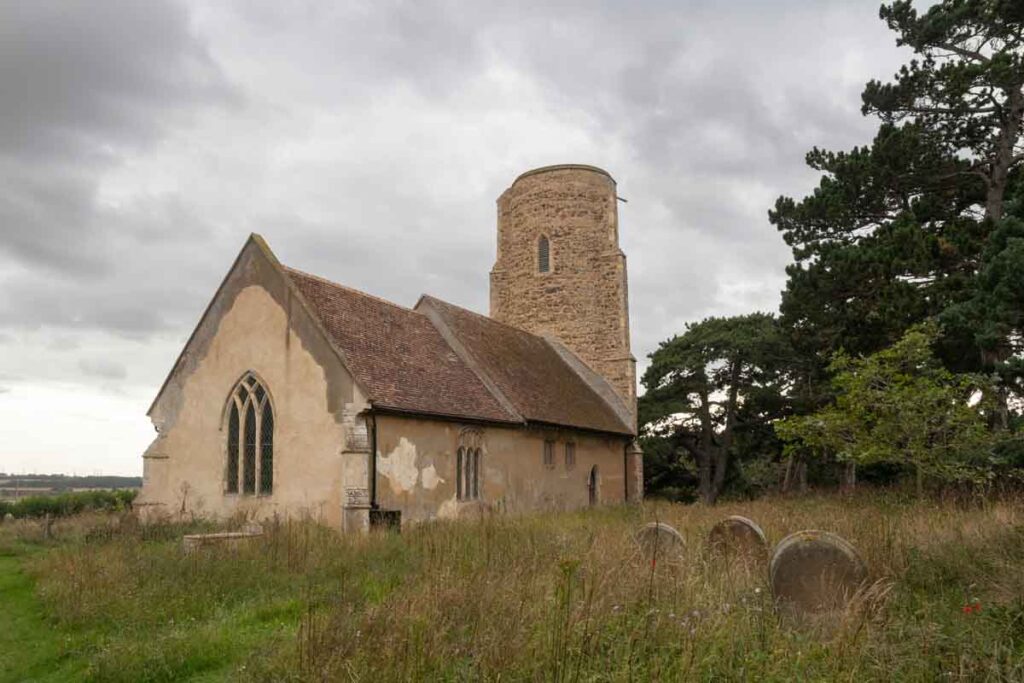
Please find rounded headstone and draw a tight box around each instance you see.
[708,515,768,563]
[241,520,264,535]
[3,513,13,523]
[635,522,685,562]
[770,530,867,614]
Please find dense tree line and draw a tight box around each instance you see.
[641,0,1024,503]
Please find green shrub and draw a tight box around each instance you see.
[3,489,137,520]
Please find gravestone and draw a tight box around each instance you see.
[181,530,262,555]
[770,530,867,614]
[635,522,685,563]
[241,520,263,535]
[2,513,13,523]
[708,515,768,563]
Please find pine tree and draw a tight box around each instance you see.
[639,314,793,504]
[773,0,1023,387]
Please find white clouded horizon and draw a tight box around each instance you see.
[0,0,910,475]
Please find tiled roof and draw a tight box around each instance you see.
[419,297,633,435]
[285,268,517,424]
[285,267,633,436]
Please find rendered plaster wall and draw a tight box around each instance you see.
[138,243,367,528]
[373,413,629,525]
[490,165,637,416]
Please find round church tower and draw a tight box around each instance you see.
[489,164,636,422]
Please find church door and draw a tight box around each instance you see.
[588,466,599,506]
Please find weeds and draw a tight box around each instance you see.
[1,492,1022,681]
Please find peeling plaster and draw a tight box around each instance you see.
[438,496,459,519]
[421,464,443,490]
[378,437,419,492]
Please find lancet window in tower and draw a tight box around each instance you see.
[225,372,274,495]
[538,235,550,273]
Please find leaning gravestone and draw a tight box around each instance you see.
[770,530,867,614]
[708,515,768,563]
[635,522,685,563]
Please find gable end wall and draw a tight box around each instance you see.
[139,242,369,527]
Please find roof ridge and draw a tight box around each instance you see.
[418,294,545,341]
[283,266,415,313]
[416,298,524,424]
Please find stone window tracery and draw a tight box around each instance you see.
[225,372,273,495]
[543,439,555,468]
[564,442,576,469]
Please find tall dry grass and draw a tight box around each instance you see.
[5,493,1024,681]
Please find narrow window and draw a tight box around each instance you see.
[225,373,274,497]
[259,404,274,494]
[243,402,257,494]
[456,446,465,500]
[538,235,550,273]
[457,447,481,501]
[564,442,576,469]
[472,449,481,499]
[226,403,239,493]
[543,440,555,468]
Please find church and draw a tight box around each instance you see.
[136,164,643,531]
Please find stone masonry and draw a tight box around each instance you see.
[489,165,637,425]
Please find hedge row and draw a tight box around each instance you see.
[0,489,137,519]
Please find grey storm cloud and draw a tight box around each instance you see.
[0,1,232,160]
[0,0,237,325]
[0,0,906,394]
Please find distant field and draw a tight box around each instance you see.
[0,475,141,503]
[1,493,1023,681]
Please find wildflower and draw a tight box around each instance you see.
[611,604,622,613]
[754,587,762,595]
[961,602,982,615]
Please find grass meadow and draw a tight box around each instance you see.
[1,493,1023,681]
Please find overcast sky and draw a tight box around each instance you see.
[0,0,911,476]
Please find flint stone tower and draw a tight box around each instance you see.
[490,164,637,424]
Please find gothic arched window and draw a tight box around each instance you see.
[538,235,550,273]
[225,372,273,495]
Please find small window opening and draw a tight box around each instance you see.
[243,403,257,494]
[538,235,550,273]
[226,404,240,493]
[457,446,481,501]
[457,428,483,501]
[588,465,600,506]
[225,373,274,496]
[564,442,576,469]
[543,440,555,469]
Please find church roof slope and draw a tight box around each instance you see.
[417,296,634,436]
[284,267,518,424]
